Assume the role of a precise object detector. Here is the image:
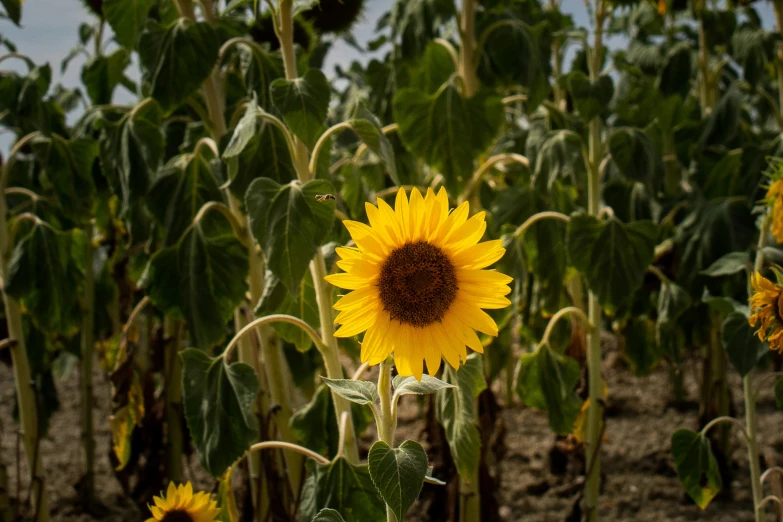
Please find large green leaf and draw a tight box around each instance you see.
[563,71,613,122]
[567,214,657,313]
[436,353,485,478]
[146,149,222,246]
[181,349,259,477]
[246,178,335,294]
[270,68,330,149]
[671,429,722,509]
[103,0,156,48]
[234,42,285,107]
[141,211,248,349]
[346,107,397,184]
[1,0,20,25]
[390,0,455,59]
[607,127,658,184]
[516,345,581,434]
[5,222,87,336]
[256,269,320,351]
[411,40,456,94]
[368,440,428,521]
[699,88,740,148]
[394,85,503,193]
[392,375,455,399]
[321,378,378,406]
[623,316,660,376]
[81,49,131,105]
[658,42,692,98]
[532,130,586,190]
[721,311,767,377]
[699,251,749,277]
[138,19,220,112]
[732,28,773,86]
[299,457,386,522]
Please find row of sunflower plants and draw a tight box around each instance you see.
[2,0,783,520]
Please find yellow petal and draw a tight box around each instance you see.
[324,273,371,290]
[456,269,513,286]
[395,187,411,241]
[450,300,499,336]
[450,240,505,269]
[421,326,442,376]
[335,246,363,260]
[408,188,425,241]
[334,307,379,337]
[334,287,377,310]
[361,315,393,365]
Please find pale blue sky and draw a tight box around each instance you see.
[0,0,777,152]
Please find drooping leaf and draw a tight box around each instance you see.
[657,281,692,326]
[390,0,456,59]
[270,68,330,149]
[138,18,220,112]
[182,349,259,477]
[532,130,586,190]
[607,127,658,184]
[671,429,722,509]
[291,384,340,457]
[368,440,428,521]
[141,211,248,349]
[103,0,156,48]
[436,353,485,478]
[623,316,660,376]
[321,378,379,406]
[699,88,741,148]
[658,42,691,99]
[394,85,503,193]
[346,107,397,184]
[5,222,87,336]
[699,251,750,277]
[516,345,582,434]
[563,71,613,121]
[567,214,657,313]
[246,178,335,293]
[82,49,131,105]
[392,375,456,399]
[256,269,320,351]
[721,311,766,377]
[299,457,386,522]
[233,41,285,107]
[146,149,222,246]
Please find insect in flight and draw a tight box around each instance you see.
[315,194,336,202]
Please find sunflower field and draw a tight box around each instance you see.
[6,0,783,520]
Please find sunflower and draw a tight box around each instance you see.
[325,187,512,380]
[749,271,783,353]
[146,482,220,522]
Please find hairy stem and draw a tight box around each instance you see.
[378,361,397,522]
[459,0,478,98]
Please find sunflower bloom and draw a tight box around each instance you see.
[325,187,512,380]
[749,271,783,353]
[767,179,783,243]
[146,482,220,522]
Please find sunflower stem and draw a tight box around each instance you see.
[0,138,51,522]
[584,2,607,520]
[79,219,96,510]
[377,360,398,522]
[164,318,184,484]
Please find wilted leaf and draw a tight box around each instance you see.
[671,429,722,509]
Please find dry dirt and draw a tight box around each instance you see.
[2,344,783,521]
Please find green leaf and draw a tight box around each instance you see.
[567,215,657,313]
[623,316,660,376]
[321,378,378,406]
[394,85,503,193]
[657,281,692,326]
[658,42,692,98]
[256,269,320,352]
[347,107,397,184]
[103,0,156,48]
[146,149,222,246]
[234,41,285,107]
[732,28,773,85]
[411,41,456,94]
[532,130,586,190]
[5,222,87,336]
[138,19,220,113]
[699,88,740,148]
[701,289,747,316]
[564,71,613,121]
[270,68,330,149]
[82,49,130,105]
[246,178,335,293]
[299,457,386,522]
[312,509,346,522]
[436,353,486,478]
[607,127,658,184]
[367,440,428,521]
[1,0,20,25]
[390,0,455,59]
[721,311,766,377]
[516,345,581,434]
[181,348,259,477]
[671,429,722,509]
[141,211,248,349]
[392,375,456,399]
[291,384,340,457]
[699,251,750,277]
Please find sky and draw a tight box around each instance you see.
[0,0,778,152]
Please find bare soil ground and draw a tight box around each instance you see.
[2,342,782,521]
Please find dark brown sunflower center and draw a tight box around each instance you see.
[161,510,194,522]
[378,241,457,327]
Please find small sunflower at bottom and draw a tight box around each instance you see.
[749,271,783,353]
[146,482,220,522]
[325,187,512,380]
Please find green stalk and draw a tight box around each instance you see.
[584,2,606,520]
[79,220,96,508]
[696,0,714,115]
[273,0,360,464]
[378,360,397,522]
[0,137,50,522]
[164,318,183,483]
[775,0,783,125]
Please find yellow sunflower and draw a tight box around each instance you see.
[749,271,783,353]
[767,179,783,244]
[325,187,512,380]
[146,482,220,522]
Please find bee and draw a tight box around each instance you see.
[315,194,336,202]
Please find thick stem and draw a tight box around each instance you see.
[377,360,397,522]
[164,318,183,483]
[459,0,478,98]
[696,0,714,116]
[311,253,360,463]
[584,3,606,520]
[79,220,96,508]
[775,1,783,125]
